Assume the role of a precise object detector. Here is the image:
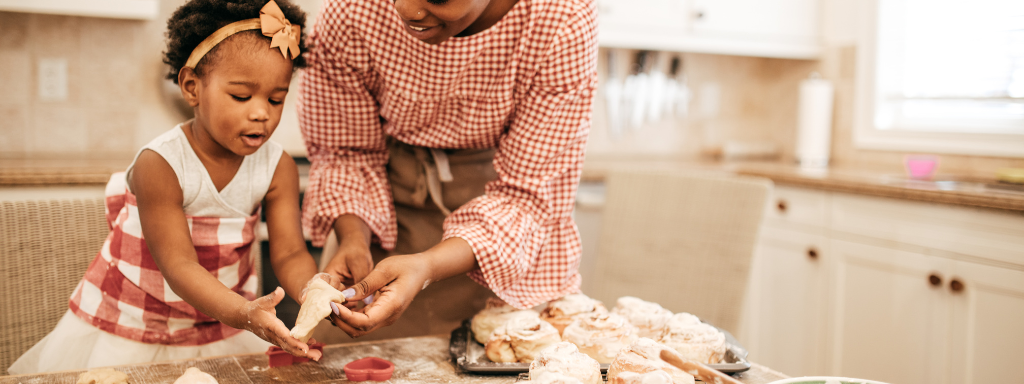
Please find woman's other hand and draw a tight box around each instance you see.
[328,254,431,337]
[241,287,321,361]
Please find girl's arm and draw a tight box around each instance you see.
[130,150,314,358]
[263,153,323,302]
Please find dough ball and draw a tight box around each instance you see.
[76,368,129,384]
[173,367,218,384]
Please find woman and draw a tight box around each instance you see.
[298,0,597,338]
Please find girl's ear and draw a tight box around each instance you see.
[178,67,200,107]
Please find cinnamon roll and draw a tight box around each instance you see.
[606,338,695,384]
[657,313,727,364]
[485,315,562,363]
[561,312,639,364]
[612,296,674,339]
[539,293,607,335]
[529,342,603,384]
[471,297,540,344]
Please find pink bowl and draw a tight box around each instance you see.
[344,357,395,381]
[905,155,938,180]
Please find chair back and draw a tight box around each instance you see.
[591,170,771,335]
[0,199,108,372]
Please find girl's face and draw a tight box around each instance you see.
[393,0,492,44]
[181,35,293,158]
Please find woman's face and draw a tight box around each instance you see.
[394,0,491,45]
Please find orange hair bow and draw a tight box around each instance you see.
[183,0,300,69]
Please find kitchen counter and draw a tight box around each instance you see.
[0,335,788,383]
[0,158,130,186]
[581,157,1024,213]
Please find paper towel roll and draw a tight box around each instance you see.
[795,74,834,168]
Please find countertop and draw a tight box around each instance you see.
[4,156,1023,212]
[0,335,788,383]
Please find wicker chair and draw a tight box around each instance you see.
[590,170,772,335]
[0,199,108,373]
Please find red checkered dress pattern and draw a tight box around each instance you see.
[68,174,260,345]
[298,0,598,308]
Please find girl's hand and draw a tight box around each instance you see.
[328,254,431,337]
[241,287,322,361]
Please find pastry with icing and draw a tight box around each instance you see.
[529,342,603,384]
[471,297,540,344]
[606,338,695,384]
[539,293,607,335]
[612,296,674,339]
[486,315,562,363]
[657,313,727,364]
[561,312,638,364]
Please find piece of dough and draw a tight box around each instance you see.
[657,313,727,364]
[612,297,674,339]
[485,315,561,363]
[471,297,540,344]
[529,342,603,384]
[173,367,218,384]
[76,368,129,384]
[290,279,345,343]
[561,312,638,364]
[539,293,607,335]
[606,338,695,384]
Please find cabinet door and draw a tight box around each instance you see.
[947,260,1024,384]
[751,226,827,376]
[690,0,819,43]
[829,240,950,384]
[598,0,690,34]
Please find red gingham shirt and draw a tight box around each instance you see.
[68,174,259,345]
[297,0,598,308]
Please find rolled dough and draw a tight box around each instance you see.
[290,278,346,342]
[173,367,218,384]
[76,368,129,384]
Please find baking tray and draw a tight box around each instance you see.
[449,319,751,374]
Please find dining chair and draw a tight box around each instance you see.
[590,169,772,335]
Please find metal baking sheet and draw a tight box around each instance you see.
[449,319,752,374]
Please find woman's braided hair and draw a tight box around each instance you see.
[163,0,308,84]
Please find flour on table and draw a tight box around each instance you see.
[76,368,129,384]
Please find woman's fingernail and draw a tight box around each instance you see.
[330,302,340,316]
[342,288,355,298]
[363,295,374,305]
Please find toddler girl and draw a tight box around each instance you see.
[9,0,339,373]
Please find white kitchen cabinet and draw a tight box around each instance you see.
[750,185,1024,383]
[597,0,821,59]
[0,0,159,20]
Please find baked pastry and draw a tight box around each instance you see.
[471,297,540,344]
[486,315,562,363]
[523,371,587,384]
[561,312,639,364]
[529,342,603,384]
[539,293,607,335]
[612,296,674,339]
[606,337,695,384]
[657,313,727,364]
[608,370,675,384]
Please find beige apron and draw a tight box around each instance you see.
[314,139,499,343]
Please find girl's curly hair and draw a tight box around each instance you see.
[163,0,308,84]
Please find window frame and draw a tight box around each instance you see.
[853,0,1024,158]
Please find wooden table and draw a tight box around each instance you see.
[0,335,788,383]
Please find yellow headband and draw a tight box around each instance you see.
[183,0,301,69]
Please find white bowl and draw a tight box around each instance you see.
[767,377,890,384]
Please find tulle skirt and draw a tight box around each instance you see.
[8,310,271,375]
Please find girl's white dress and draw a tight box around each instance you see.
[9,125,283,374]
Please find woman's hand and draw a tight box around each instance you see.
[328,254,432,337]
[240,287,322,361]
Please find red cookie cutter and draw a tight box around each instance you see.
[343,357,395,381]
[266,339,325,368]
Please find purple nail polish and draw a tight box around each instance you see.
[330,302,340,316]
[363,295,374,305]
[341,288,355,298]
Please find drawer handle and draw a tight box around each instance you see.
[806,248,818,260]
[776,200,788,213]
[928,273,942,287]
[950,278,965,293]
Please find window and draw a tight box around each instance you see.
[855,0,1024,157]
